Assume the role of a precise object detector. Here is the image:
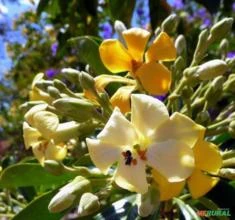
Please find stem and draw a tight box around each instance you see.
[205,127,227,136]
[207,119,230,130]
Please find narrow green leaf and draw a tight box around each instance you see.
[0,163,77,188]
[68,36,111,75]
[13,190,64,220]
[173,197,201,220]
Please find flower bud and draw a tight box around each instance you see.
[137,185,160,217]
[195,111,211,125]
[53,79,68,93]
[223,74,235,93]
[192,29,210,64]
[175,35,186,57]
[228,121,235,139]
[61,68,80,82]
[219,168,235,180]
[219,39,229,56]
[48,176,91,213]
[204,76,225,100]
[47,86,61,99]
[77,193,100,217]
[185,60,227,81]
[44,160,64,175]
[114,20,127,47]
[79,71,95,91]
[209,18,233,42]
[222,158,235,168]
[161,14,178,34]
[53,97,98,122]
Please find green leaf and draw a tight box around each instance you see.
[68,36,111,75]
[173,197,201,220]
[13,190,64,220]
[0,163,77,189]
[108,0,136,27]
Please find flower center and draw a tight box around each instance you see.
[122,145,147,166]
[131,60,142,74]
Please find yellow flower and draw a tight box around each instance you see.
[30,73,53,104]
[152,130,222,200]
[23,104,79,165]
[98,28,176,112]
[86,94,202,194]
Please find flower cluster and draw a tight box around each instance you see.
[21,16,235,218]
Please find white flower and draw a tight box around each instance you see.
[86,94,203,194]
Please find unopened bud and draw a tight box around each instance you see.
[219,39,229,56]
[226,57,235,69]
[223,74,235,93]
[47,86,61,99]
[114,20,127,47]
[48,176,91,213]
[192,29,210,64]
[77,193,100,217]
[195,111,211,124]
[228,121,235,139]
[53,97,98,122]
[79,71,95,91]
[161,14,178,34]
[137,185,160,217]
[44,160,64,175]
[185,60,227,81]
[222,158,235,167]
[61,68,80,82]
[181,87,193,100]
[205,76,225,100]
[219,168,235,180]
[34,81,53,92]
[175,35,186,57]
[53,79,68,93]
[209,18,233,42]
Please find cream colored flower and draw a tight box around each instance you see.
[23,104,78,165]
[86,94,203,194]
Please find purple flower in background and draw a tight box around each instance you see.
[233,2,235,12]
[100,22,112,39]
[227,51,235,59]
[45,68,59,78]
[171,0,184,10]
[51,42,58,57]
[155,95,167,102]
[202,17,212,28]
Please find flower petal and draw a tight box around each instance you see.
[122,28,150,62]
[145,32,176,62]
[154,112,205,148]
[98,107,138,147]
[95,75,135,91]
[33,111,59,139]
[131,94,169,138]
[45,141,67,161]
[99,39,132,73]
[136,62,171,95]
[23,122,41,149]
[110,86,135,113]
[187,169,220,198]
[32,143,45,165]
[147,140,195,182]
[114,157,148,194]
[24,104,48,126]
[152,169,185,201]
[193,140,222,173]
[86,138,120,174]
